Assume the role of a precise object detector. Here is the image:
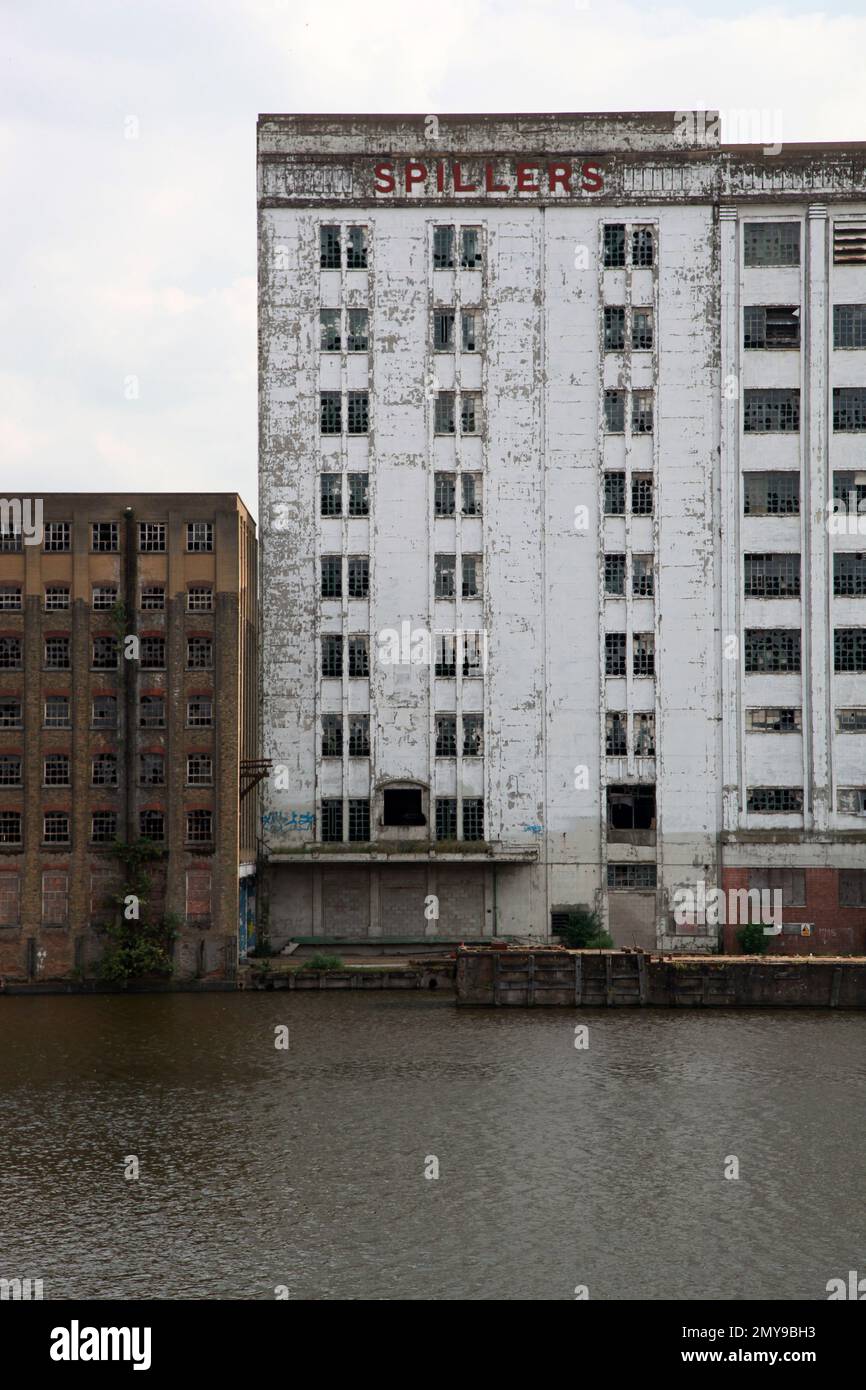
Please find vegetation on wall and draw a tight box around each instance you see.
[96,839,180,985]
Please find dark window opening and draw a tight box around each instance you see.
[383,787,426,827]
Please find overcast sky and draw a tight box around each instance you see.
[2,0,865,519]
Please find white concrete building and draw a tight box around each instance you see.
[258,113,866,952]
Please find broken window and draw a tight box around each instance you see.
[606,712,627,756]
[384,787,425,827]
[632,391,653,434]
[634,713,655,755]
[607,863,656,889]
[836,708,866,734]
[603,224,626,268]
[187,698,212,727]
[632,227,654,267]
[744,471,800,516]
[139,695,165,728]
[92,521,119,552]
[604,306,625,351]
[833,224,866,265]
[0,637,22,669]
[633,633,655,677]
[463,713,483,757]
[833,472,866,513]
[46,636,71,669]
[349,635,369,677]
[0,525,21,551]
[140,585,164,610]
[632,555,654,597]
[187,586,212,612]
[607,784,656,831]
[0,812,22,843]
[320,225,340,269]
[461,392,480,434]
[744,628,801,673]
[186,521,213,552]
[604,472,625,516]
[348,472,368,517]
[186,810,213,844]
[433,226,455,270]
[187,755,212,786]
[92,696,117,727]
[746,707,802,733]
[835,628,866,673]
[433,310,455,351]
[186,637,212,669]
[744,389,800,432]
[462,554,481,598]
[605,632,627,677]
[747,787,804,814]
[45,586,70,610]
[91,813,117,845]
[743,222,800,267]
[320,474,341,517]
[44,696,70,728]
[320,391,342,434]
[92,754,118,787]
[604,390,625,433]
[461,631,485,676]
[463,798,484,840]
[743,305,800,349]
[321,555,341,599]
[632,308,653,351]
[436,714,457,756]
[320,309,341,351]
[321,800,343,842]
[435,633,457,677]
[744,552,801,598]
[349,799,370,841]
[632,474,653,515]
[347,556,369,599]
[139,810,165,842]
[346,226,368,270]
[833,388,866,432]
[604,553,626,596]
[44,521,71,552]
[138,521,166,552]
[140,754,165,786]
[834,553,866,597]
[435,392,455,434]
[460,227,482,269]
[0,699,21,727]
[349,713,369,757]
[347,391,369,434]
[462,473,481,516]
[322,634,342,678]
[436,798,457,840]
[347,309,368,352]
[0,756,21,784]
[434,473,456,516]
[462,311,478,352]
[0,586,21,610]
[322,712,342,757]
[834,305,866,349]
[139,636,164,669]
[435,554,456,599]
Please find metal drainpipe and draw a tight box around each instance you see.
[123,507,137,842]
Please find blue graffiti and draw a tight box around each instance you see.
[262,810,315,833]
[522,823,544,836]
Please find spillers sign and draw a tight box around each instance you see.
[373,158,605,197]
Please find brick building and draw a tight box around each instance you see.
[0,494,258,983]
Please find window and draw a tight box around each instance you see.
[632,227,654,266]
[746,707,802,733]
[605,632,627,677]
[92,635,118,669]
[0,812,22,844]
[460,392,480,434]
[608,863,656,889]
[140,585,164,610]
[463,798,484,840]
[321,475,341,517]
[840,869,866,906]
[434,473,456,516]
[633,632,654,677]
[322,634,343,678]
[744,471,800,516]
[462,631,485,676]
[744,553,801,598]
[0,874,19,926]
[606,712,627,756]
[747,787,804,814]
[631,474,653,515]
[633,555,654,597]
[748,868,805,906]
[433,310,455,351]
[463,713,483,757]
[347,309,368,352]
[187,754,212,786]
[322,712,343,757]
[384,787,425,826]
[604,554,626,596]
[745,628,801,673]
[139,810,165,841]
[43,754,69,786]
[462,311,478,352]
[435,633,456,677]
[833,473,866,514]
[744,389,800,432]
[140,695,165,728]
[320,225,340,269]
[91,811,117,844]
[186,810,213,843]
[607,784,656,831]
[834,225,866,265]
[433,226,455,270]
[0,756,21,785]
[604,390,625,433]
[0,524,21,551]
[604,472,625,516]
[460,227,482,269]
[140,637,165,669]
[46,637,71,669]
[93,585,118,610]
[348,473,368,517]
[92,754,117,787]
[835,553,866,597]
[435,798,457,840]
[92,522,118,552]
[0,586,21,610]
[320,309,340,352]
[139,522,166,552]
[436,713,457,756]
[462,554,481,598]
[42,871,68,924]
[0,637,22,669]
[634,712,655,755]
[349,635,369,677]
[0,699,21,727]
[603,224,626,268]
[462,474,481,517]
[834,305,866,349]
[44,586,70,611]
[833,388,866,432]
[835,628,866,672]
[186,521,213,552]
[187,698,213,726]
[743,305,800,349]
[837,709,866,734]
[632,308,653,351]
[349,714,369,757]
[837,788,866,816]
[187,586,213,612]
[604,306,625,351]
[186,869,212,925]
[321,799,343,842]
[187,637,212,669]
[744,222,800,267]
[347,392,368,434]
[44,696,70,728]
[348,799,370,841]
[320,392,341,434]
[43,812,70,844]
[346,226,368,269]
[44,521,71,552]
[92,696,117,728]
[435,392,455,434]
[347,556,369,599]
[435,554,456,599]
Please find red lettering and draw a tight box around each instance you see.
[548,162,572,193]
[516,162,539,193]
[373,162,395,194]
[581,162,604,193]
[436,160,445,193]
[484,162,508,193]
[405,161,427,191]
[453,162,476,193]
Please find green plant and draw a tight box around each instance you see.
[558,907,614,950]
[306,953,344,971]
[736,922,768,955]
[96,840,177,985]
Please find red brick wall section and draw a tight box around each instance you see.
[721,867,866,955]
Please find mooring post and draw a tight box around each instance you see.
[574,954,583,1007]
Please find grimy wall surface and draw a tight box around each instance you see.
[258,113,866,951]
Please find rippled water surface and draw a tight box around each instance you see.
[0,993,864,1300]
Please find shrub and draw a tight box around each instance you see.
[306,954,344,971]
[736,922,768,955]
[559,907,614,950]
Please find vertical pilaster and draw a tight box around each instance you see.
[806,204,830,830]
[718,205,741,830]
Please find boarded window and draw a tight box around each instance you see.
[42,871,68,925]
[0,874,20,926]
[186,870,212,925]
